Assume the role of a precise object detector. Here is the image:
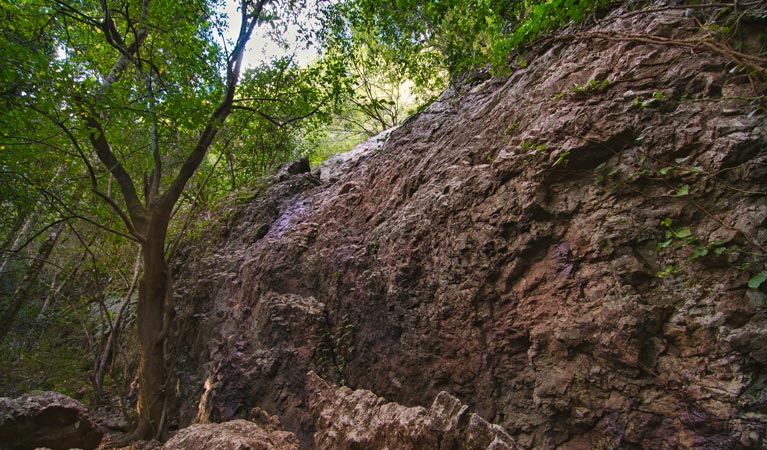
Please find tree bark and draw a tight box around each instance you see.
[128,210,172,441]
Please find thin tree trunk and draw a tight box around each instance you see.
[0,222,64,345]
[0,211,34,279]
[94,245,142,403]
[37,249,86,316]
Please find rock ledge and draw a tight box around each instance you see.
[308,371,517,449]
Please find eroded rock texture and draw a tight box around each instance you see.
[0,391,103,450]
[308,371,516,449]
[172,4,767,449]
[162,419,299,450]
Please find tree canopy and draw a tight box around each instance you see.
[325,0,614,83]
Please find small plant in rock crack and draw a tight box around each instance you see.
[658,218,696,250]
[334,314,356,385]
[689,240,729,260]
[656,218,766,287]
[553,78,611,99]
[521,140,548,161]
[656,218,696,278]
[658,217,747,262]
[633,91,665,108]
[657,264,682,278]
[749,272,767,289]
[552,151,570,167]
[313,322,335,369]
[658,158,704,177]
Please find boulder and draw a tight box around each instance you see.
[162,419,299,450]
[0,391,102,450]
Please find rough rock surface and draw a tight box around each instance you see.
[308,371,516,449]
[161,419,298,450]
[0,391,103,450]
[172,4,767,450]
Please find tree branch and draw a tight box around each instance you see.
[97,0,150,96]
[82,115,147,234]
[159,0,272,209]
[231,97,328,127]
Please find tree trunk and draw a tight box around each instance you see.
[0,222,64,345]
[0,211,34,284]
[128,211,172,441]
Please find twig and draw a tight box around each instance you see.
[616,2,762,20]
[690,199,767,253]
[581,31,767,74]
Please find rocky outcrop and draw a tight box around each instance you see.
[172,3,767,449]
[162,419,299,450]
[308,371,516,449]
[0,391,103,450]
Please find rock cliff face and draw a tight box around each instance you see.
[172,4,767,449]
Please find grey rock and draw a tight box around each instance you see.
[162,419,299,450]
[308,372,516,450]
[0,392,103,450]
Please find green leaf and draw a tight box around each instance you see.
[748,273,767,289]
[690,247,708,259]
[676,184,689,196]
[553,151,569,167]
[660,217,672,228]
[713,246,727,255]
[674,227,692,239]
[640,97,661,108]
[657,265,679,278]
[659,166,674,176]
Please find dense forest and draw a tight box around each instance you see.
[1,0,766,448]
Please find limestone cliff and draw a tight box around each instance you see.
[171,4,767,449]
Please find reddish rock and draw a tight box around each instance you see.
[172,4,767,449]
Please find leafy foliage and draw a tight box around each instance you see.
[0,1,346,429]
[324,0,615,84]
[0,301,95,397]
